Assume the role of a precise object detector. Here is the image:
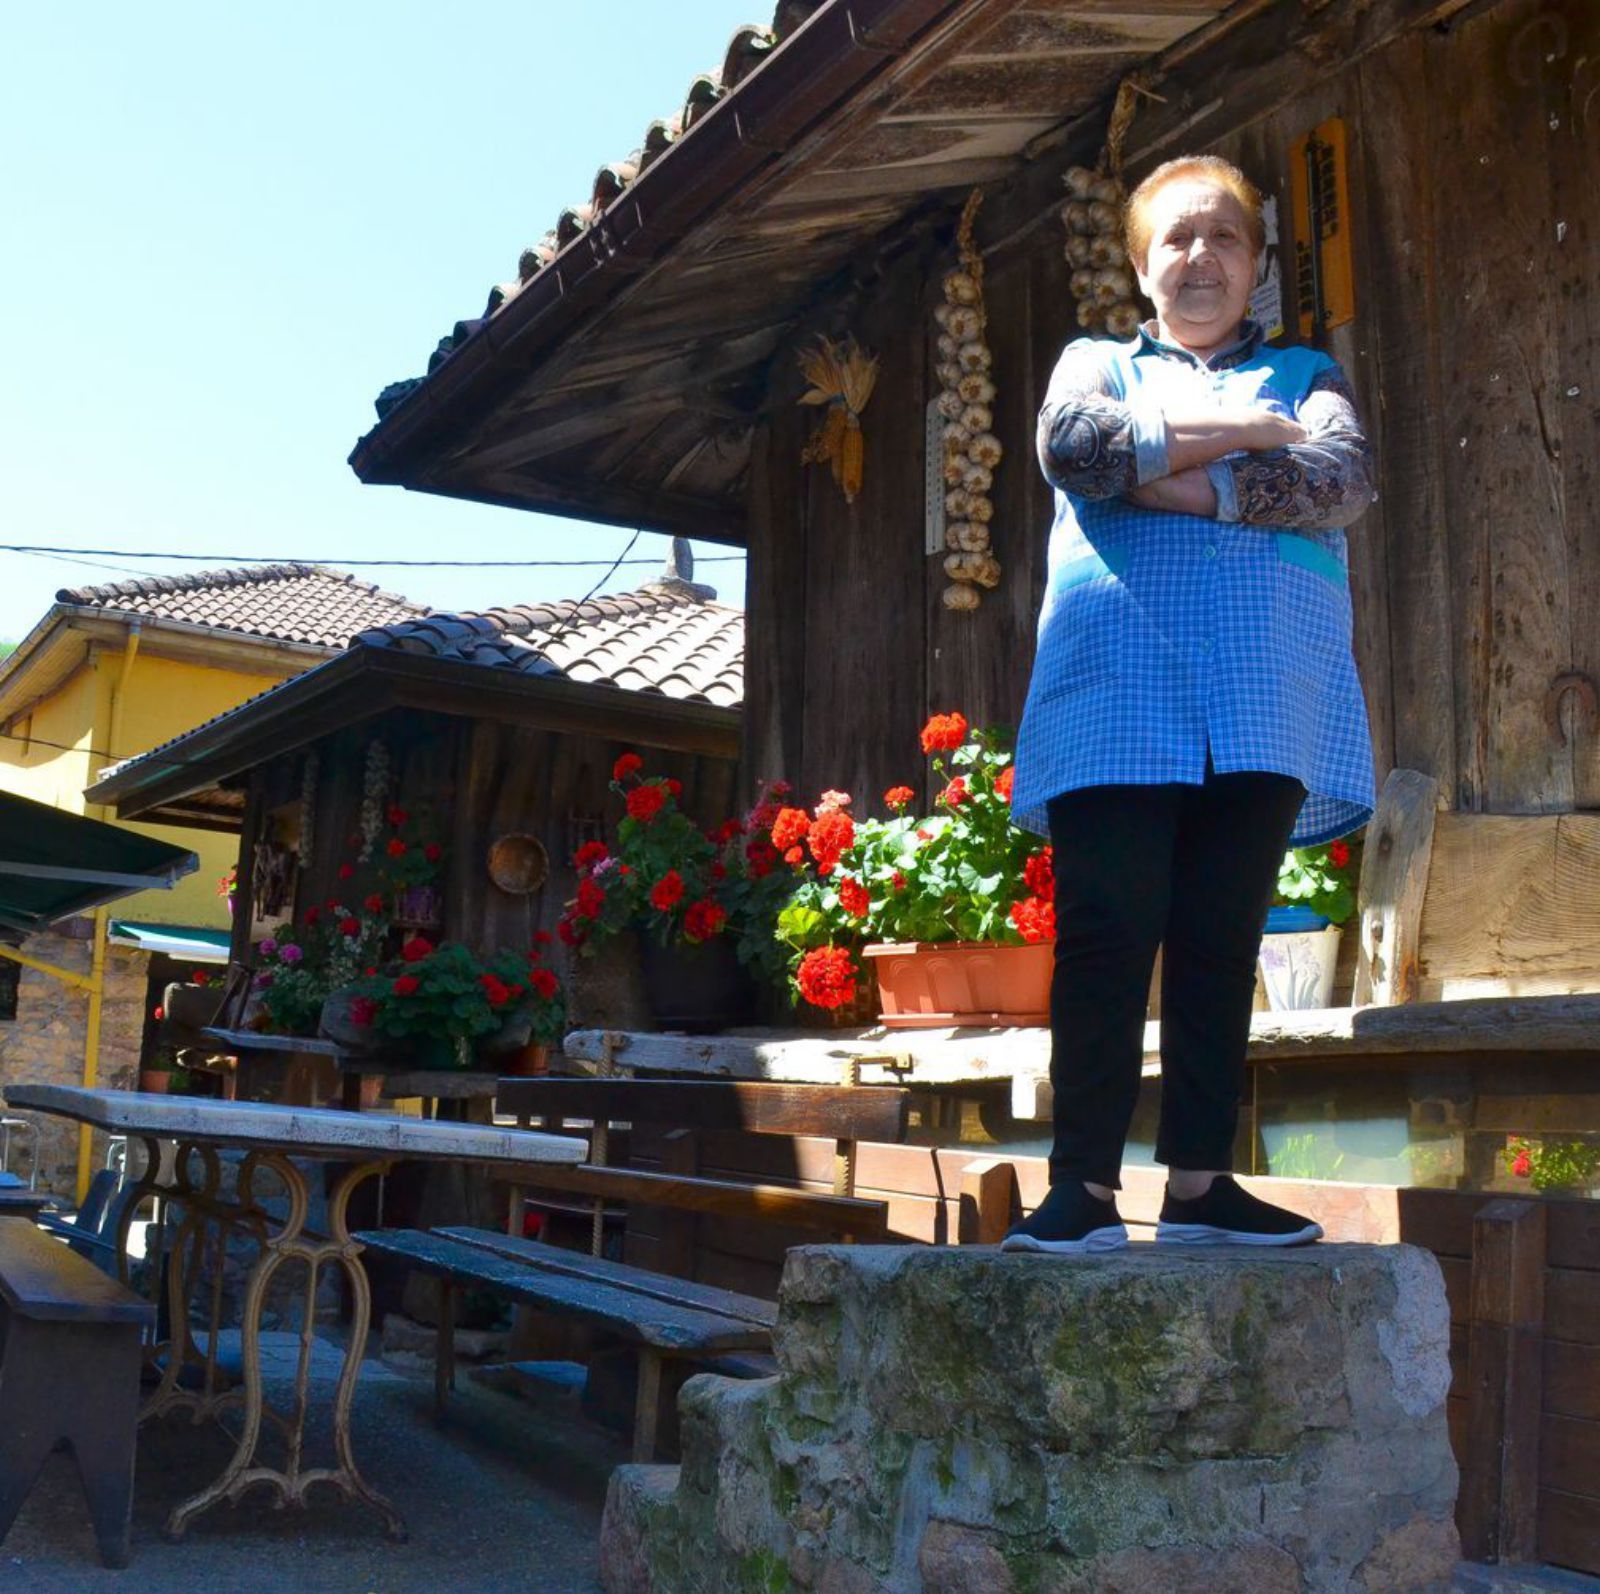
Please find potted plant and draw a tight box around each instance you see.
[347,937,565,1070]
[1257,839,1359,1011]
[773,714,1056,1028]
[374,804,446,929]
[557,754,755,1030]
[1503,1136,1600,1194]
[140,1036,179,1094]
[252,899,390,1037]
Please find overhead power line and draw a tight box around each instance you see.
[2,543,746,569]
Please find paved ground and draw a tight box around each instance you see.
[3,1335,613,1592]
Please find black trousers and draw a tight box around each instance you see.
[1045,766,1306,1188]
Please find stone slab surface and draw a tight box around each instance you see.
[601,1243,1461,1593]
[2,1084,585,1165]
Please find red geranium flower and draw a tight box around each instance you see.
[920,711,969,754]
[892,871,907,892]
[574,840,609,870]
[940,776,970,808]
[387,804,408,827]
[649,871,685,912]
[1023,847,1054,899]
[1329,839,1351,869]
[796,945,858,1011]
[784,846,804,866]
[883,785,915,810]
[400,935,434,963]
[770,807,811,851]
[304,905,322,926]
[1510,1149,1532,1178]
[714,818,744,845]
[531,929,553,946]
[710,860,727,881]
[339,916,360,937]
[392,974,420,996]
[745,839,778,879]
[557,915,586,948]
[575,878,606,919]
[837,877,870,918]
[666,778,683,799]
[364,893,385,914]
[152,1005,164,1022]
[809,809,855,871]
[612,752,644,783]
[338,862,355,880]
[530,967,560,1000]
[424,842,443,863]
[994,767,1015,802]
[479,973,512,1007]
[386,838,407,858]
[684,897,728,943]
[1008,896,1056,944]
[626,783,668,824]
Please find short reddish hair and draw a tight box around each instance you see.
[1125,155,1266,268]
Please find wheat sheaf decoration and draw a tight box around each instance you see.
[798,335,879,505]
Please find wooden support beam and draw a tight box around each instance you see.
[957,1157,1017,1245]
[1462,1197,1546,1564]
[1353,767,1440,1007]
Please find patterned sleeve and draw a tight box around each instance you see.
[1205,365,1374,530]
[1036,340,1169,499]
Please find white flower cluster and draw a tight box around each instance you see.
[934,193,1003,612]
[1060,166,1141,340]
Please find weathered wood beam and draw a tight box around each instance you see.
[1353,768,1441,1007]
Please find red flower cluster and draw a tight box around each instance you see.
[1510,1149,1532,1178]
[796,945,858,1010]
[770,807,811,851]
[392,974,420,996]
[349,996,379,1027]
[529,966,560,1000]
[574,840,609,870]
[304,905,322,926]
[920,711,969,754]
[883,785,915,810]
[994,766,1015,803]
[1328,839,1351,869]
[401,936,434,964]
[364,893,385,914]
[574,878,606,919]
[1008,896,1056,944]
[613,752,643,783]
[745,838,779,879]
[649,871,685,911]
[837,877,870,918]
[479,973,522,1008]
[684,897,727,942]
[424,842,443,863]
[339,916,360,937]
[386,838,407,858]
[940,776,970,808]
[808,809,855,872]
[626,783,668,823]
[388,805,408,827]
[338,863,355,880]
[713,818,743,845]
[1023,847,1054,900]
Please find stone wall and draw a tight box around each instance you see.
[602,1244,1460,1594]
[0,921,148,1194]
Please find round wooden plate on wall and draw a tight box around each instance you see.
[487,833,549,895]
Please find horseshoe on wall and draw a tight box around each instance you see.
[1544,671,1599,747]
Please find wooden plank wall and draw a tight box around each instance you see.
[744,0,1600,824]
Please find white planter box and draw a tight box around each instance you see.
[1257,925,1343,1011]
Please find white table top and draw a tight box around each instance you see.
[2,1085,586,1166]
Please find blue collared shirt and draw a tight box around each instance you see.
[1010,324,1376,847]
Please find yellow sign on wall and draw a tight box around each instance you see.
[1291,116,1355,340]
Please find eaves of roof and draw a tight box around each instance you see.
[88,646,742,824]
[348,0,966,495]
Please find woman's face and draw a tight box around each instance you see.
[1135,181,1257,354]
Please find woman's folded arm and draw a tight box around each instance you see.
[1204,367,1374,530]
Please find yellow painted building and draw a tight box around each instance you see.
[0,565,424,1190]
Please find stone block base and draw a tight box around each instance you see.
[599,1244,1459,1594]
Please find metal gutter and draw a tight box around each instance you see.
[348,0,967,487]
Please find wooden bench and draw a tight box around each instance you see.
[0,1219,154,1567]
[355,1077,909,1457]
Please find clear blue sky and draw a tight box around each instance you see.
[0,1,760,642]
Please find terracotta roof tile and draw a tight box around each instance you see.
[373,2,827,418]
[57,563,426,649]
[352,575,743,707]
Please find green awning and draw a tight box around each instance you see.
[107,921,230,962]
[0,790,197,934]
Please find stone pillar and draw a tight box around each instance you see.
[602,1245,1459,1594]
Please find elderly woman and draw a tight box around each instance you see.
[1002,155,1374,1254]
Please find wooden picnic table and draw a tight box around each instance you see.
[1,1084,584,1543]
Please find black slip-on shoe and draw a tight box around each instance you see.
[1001,1182,1128,1255]
[1155,1175,1323,1247]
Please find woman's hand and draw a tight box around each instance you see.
[1126,467,1218,517]
[1235,407,1307,450]
[1163,406,1306,471]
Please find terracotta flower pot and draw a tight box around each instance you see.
[499,1042,550,1078]
[139,1069,173,1094]
[863,941,1053,1029]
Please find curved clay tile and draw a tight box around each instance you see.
[721,24,776,92]
[682,73,724,131]
[590,156,640,213]
[519,233,559,281]
[772,0,827,43]
[639,119,678,171]
[556,203,596,247]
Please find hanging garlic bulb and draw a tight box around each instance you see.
[960,404,993,435]
[956,341,992,373]
[1105,301,1141,338]
[962,462,993,494]
[1063,166,1097,199]
[942,270,980,306]
[943,582,981,611]
[936,389,966,422]
[957,373,995,405]
[1088,235,1127,269]
[944,306,982,341]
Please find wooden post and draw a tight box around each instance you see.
[957,1157,1017,1245]
[1352,767,1440,1007]
[1461,1198,1546,1564]
[657,1128,699,1278]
